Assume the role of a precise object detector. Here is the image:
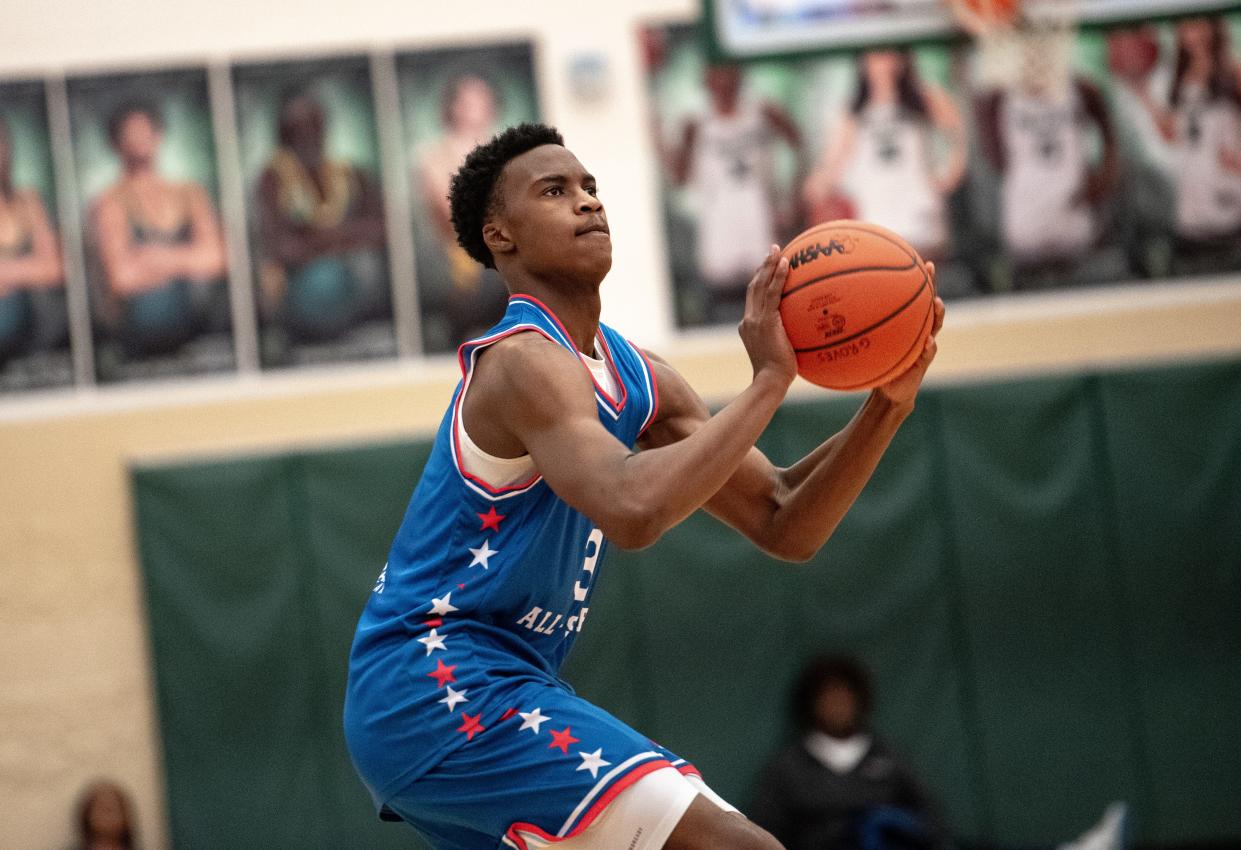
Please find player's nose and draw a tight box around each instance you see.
[576,191,602,213]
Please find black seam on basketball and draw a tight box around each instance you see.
[780,261,917,301]
[792,275,929,354]
[828,294,935,390]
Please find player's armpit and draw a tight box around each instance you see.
[470,333,678,550]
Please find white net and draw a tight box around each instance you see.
[964,0,1081,100]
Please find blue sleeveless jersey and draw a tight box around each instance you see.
[344,295,659,807]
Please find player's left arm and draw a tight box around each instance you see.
[638,291,944,563]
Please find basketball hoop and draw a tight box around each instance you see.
[948,0,1080,99]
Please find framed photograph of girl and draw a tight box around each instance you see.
[67,67,234,384]
[396,41,540,353]
[0,79,73,393]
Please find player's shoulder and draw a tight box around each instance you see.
[473,330,593,400]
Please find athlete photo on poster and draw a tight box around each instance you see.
[0,80,73,393]
[1105,12,1241,277]
[643,22,980,328]
[67,68,233,384]
[396,41,540,354]
[233,55,394,369]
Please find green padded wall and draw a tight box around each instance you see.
[132,358,1241,848]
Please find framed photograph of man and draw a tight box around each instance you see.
[66,67,234,384]
[396,41,540,354]
[0,79,73,393]
[232,55,394,369]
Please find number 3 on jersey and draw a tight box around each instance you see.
[573,528,603,602]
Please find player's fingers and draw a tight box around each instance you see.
[746,245,779,314]
[766,255,790,313]
[931,297,945,336]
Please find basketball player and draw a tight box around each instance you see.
[344,123,944,850]
[802,50,965,261]
[975,66,1118,267]
[257,89,388,343]
[93,100,227,356]
[665,63,802,323]
[1122,16,1241,243]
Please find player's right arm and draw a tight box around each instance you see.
[466,248,795,550]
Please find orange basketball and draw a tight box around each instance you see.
[779,220,935,391]
[957,0,1019,25]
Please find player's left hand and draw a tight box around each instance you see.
[873,263,944,406]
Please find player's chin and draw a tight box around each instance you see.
[572,236,613,278]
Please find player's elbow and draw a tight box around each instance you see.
[763,537,819,564]
[600,501,665,551]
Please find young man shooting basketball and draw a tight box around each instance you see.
[344,123,944,850]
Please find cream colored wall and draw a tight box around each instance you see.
[2,0,1241,846]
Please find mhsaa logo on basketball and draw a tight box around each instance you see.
[786,235,857,270]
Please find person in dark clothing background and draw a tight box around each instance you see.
[749,654,949,850]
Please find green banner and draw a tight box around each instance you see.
[133,358,1241,848]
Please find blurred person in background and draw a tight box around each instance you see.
[974,55,1119,284]
[72,780,136,850]
[415,74,510,345]
[752,655,1128,850]
[93,99,227,357]
[1121,17,1241,250]
[665,62,802,324]
[257,88,387,344]
[802,49,966,263]
[0,115,66,365]
[750,654,950,850]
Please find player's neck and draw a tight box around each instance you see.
[509,278,601,355]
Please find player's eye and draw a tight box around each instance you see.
[586,185,598,196]
[544,186,564,196]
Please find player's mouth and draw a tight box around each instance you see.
[575,219,610,237]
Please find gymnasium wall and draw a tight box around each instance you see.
[2,0,1241,846]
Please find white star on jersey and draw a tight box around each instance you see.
[429,593,459,616]
[469,540,498,569]
[438,686,469,712]
[518,708,549,734]
[417,628,447,656]
[576,748,611,779]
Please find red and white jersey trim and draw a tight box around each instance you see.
[503,751,671,849]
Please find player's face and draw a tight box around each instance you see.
[491,144,611,286]
[1177,18,1213,56]
[117,113,162,166]
[863,49,904,83]
[449,78,497,135]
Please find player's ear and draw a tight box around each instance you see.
[483,220,515,259]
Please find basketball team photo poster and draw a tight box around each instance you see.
[396,41,541,355]
[232,55,396,370]
[0,79,73,393]
[66,68,235,385]
[644,12,1241,332]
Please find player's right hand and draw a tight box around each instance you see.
[739,245,796,388]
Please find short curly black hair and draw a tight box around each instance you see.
[791,654,874,730]
[449,122,564,269]
[106,99,163,149]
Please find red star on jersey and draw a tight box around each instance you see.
[477,506,506,532]
[427,659,457,689]
[500,707,518,722]
[457,712,485,741]
[547,726,580,754]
